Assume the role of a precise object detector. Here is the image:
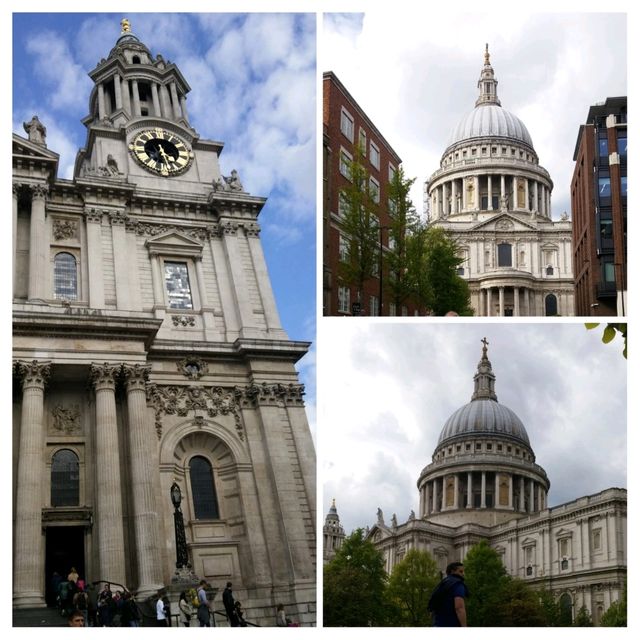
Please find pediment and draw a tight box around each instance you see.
[554,527,573,539]
[13,133,60,162]
[521,537,537,548]
[145,230,203,257]
[470,213,538,233]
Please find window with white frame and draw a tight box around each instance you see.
[339,148,352,180]
[338,286,350,313]
[339,235,349,262]
[369,176,380,203]
[370,141,380,169]
[389,301,397,316]
[53,252,79,300]
[164,261,193,309]
[388,197,398,217]
[359,127,367,153]
[338,193,348,218]
[401,305,408,316]
[340,108,354,141]
[388,235,396,251]
[370,295,379,316]
[389,164,397,182]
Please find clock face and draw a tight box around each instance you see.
[129,128,193,176]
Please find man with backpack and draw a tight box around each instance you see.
[428,562,469,627]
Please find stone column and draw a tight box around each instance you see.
[474,176,480,209]
[131,79,141,117]
[524,289,531,316]
[28,184,49,302]
[151,83,161,117]
[512,176,518,209]
[481,472,486,508]
[160,84,172,119]
[194,256,218,338]
[432,479,438,513]
[524,179,530,212]
[110,213,131,310]
[533,181,539,213]
[529,479,535,512]
[453,474,459,509]
[180,95,189,123]
[451,180,458,214]
[13,360,51,607]
[98,83,106,119]
[462,179,467,210]
[13,183,20,296]
[519,476,525,512]
[246,226,285,335]
[122,364,163,596]
[170,82,182,119]
[90,364,126,585]
[514,287,520,317]
[547,190,552,218]
[442,182,449,216]
[508,474,514,509]
[85,210,105,309]
[486,288,493,317]
[540,185,546,217]
[498,287,505,317]
[495,473,501,508]
[500,174,506,201]
[485,175,492,210]
[466,472,473,508]
[148,252,165,309]
[440,477,446,511]
[114,74,122,110]
[121,79,132,116]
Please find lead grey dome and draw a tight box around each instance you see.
[438,398,530,446]
[447,104,534,149]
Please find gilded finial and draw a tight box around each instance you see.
[484,43,490,64]
[121,18,131,34]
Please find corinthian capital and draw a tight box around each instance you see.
[30,184,49,200]
[16,360,52,389]
[89,362,120,390]
[122,364,151,391]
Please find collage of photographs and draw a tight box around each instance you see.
[10,7,630,633]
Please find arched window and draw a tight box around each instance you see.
[545,294,558,316]
[189,456,220,519]
[51,449,79,506]
[53,252,78,300]
[132,55,141,64]
[559,593,573,625]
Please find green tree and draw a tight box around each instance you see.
[463,540,509,626]
[386,549,440,626]
[494,578,547,626]
[601,581,627,626]
[338,146,379,310]
[422,226,473,316]
[323,529,389,626]
[384,167,421,315]
[536,589,563,626]
[573,605,593,626]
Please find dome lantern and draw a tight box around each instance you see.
[475,43,501,107]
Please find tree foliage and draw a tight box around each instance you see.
[338,146,380,307]
[536,589,563,626]
[420,227,473,316]
[323,529,389,626]
[573,605,593,626]
[386,549,440,626]
[600,581,627,626]
[585,322,627,358]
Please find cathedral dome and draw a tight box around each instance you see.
[436,338,531,447]
[447,104,533,149]
[438,398,530,446]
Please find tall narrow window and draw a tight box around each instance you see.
[189,456,220,519]
[51,449,80,507]
[545,294,558,316]
[54,252,78,300]
[164,261,193,309]
[497,243,512,267]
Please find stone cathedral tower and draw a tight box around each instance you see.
[12,19,315,625]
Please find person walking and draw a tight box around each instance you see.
[222,582,239,627]
[179,591,194,627]
[428,561,469,627]
[197,580,211,627]
[72,586,89,627]
[276,603,289,627]
[156,591,168,627]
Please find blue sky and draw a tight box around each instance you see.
[12,13,317,432]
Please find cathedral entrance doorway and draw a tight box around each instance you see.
[45,526,85,607]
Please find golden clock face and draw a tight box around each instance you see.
[129,128,193,176]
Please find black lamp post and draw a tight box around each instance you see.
[170,482,189,569]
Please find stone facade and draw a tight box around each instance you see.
[12,20,315,625]
[358,342,626,625]
[426,47,575,316]
[323,499,345,564]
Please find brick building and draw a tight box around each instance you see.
[571,97,627,316]
[323,72,420,316]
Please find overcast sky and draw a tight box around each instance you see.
[320,322,627,534]
[11,12,316,434]
[322,11,627,221]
